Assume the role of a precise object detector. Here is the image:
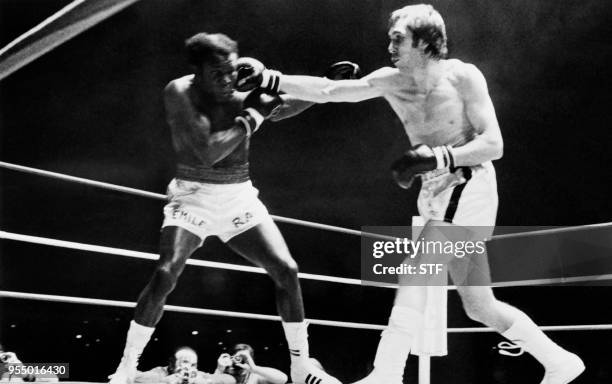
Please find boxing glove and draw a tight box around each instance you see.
[235,89,284,136]
[235,57,281,93]
[323,61,362,80]
[391,144,455,188]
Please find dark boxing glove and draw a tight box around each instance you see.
[391,144,455,189]
[235,57,281,93]
[323,61,362,80]
[235,89,284,137]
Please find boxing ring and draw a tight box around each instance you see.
[1,160,611,384]
[1,1,611,383]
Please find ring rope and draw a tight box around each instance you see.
[2,290,611,333]
[0,290,384,330]
[0,230,374,288]
[3,230,612,289]
[491,221,612,240]
[0,0,141,81]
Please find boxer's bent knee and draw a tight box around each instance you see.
[150,262,182,295]
[268,256,299,289]
[461,290,498,323]
[464,301,490,323]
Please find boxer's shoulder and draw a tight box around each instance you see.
[444,59,487,91]
[364,66,400,88]
[165,75,193,94]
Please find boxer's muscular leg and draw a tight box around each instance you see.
[227,219,303,322]
[110,227,201,384]
[135,226,202,326]
[227,219,340,384]
[355,221,454,384]
[449,230,584,384]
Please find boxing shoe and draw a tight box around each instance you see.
[290,358,343,384]
[108,351,139,384]
[351,369,402,384]
[540,351,584,384]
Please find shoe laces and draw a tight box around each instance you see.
[496,341,524,357]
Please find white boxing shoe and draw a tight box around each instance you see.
[291,358,343,384]
[108,353,138,384]
[540,352,585,384]
[351,369,402,384]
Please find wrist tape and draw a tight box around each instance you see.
[260,70,282,93]
[235,108,265,137]
[432,145,455,169]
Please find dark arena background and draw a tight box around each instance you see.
[1,0,612,383]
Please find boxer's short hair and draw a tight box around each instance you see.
[185,33,238,66]
[389,4,448,59]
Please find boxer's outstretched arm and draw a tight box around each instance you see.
[452,64,503,166]
[271,61,368,120]
[278,72,385,103]
[269,96,315,121]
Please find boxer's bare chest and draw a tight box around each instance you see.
[184,91,249,165]
[191,95,242,134]
[384,68,471,146]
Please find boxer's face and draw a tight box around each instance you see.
[388,21,424,67]
[199,53,238,101]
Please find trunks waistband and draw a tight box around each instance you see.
[176,163,250,184]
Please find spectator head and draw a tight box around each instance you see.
[168,346,198,374]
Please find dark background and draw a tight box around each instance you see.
[1,0,611,383]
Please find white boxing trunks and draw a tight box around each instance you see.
[162,178,272,243]
[417,161,498,227]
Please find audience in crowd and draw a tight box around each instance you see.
[135,346,235,384]
[215,344,287,384]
